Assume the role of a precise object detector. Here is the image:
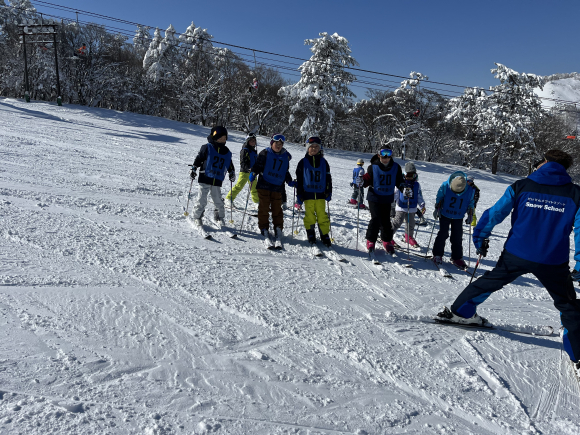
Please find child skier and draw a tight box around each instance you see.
[190,126,236,226]
[465,175,480,226]
[249,134,296,248]
[225,133,259,207]
[432,171,475,269]
[361,148,405,256]
[348,159,366,209]
[391,162,425,247]
[295,136,333,249]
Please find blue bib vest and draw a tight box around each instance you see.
[441,185,473,218]
[303,158,327,193]
[263,148,290,186]
[372,163,398,196]
[397,182,419,208]
[352,167,364,183]
[205,144,232,181]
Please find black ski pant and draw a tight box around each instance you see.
[433,215,464,260]
[366,201,393,244]
[451,249,580,362]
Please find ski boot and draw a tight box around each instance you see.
[435,307,489,326]
[382,240,395,255]
[306,228,317,245]
[348,198,357,205]
[404,234,419,247]
[451,258,468,271]
[432,255,443,266]
[321,233,332,248]
[358,203,366,209]
[366,240,375,252]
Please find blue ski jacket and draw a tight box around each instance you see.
[435,171,475,219]
[473,162,580,268]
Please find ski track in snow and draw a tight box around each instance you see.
[1,97,579,434]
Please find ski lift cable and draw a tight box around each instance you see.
[26,0,580,106]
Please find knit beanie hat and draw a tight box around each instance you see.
[450,176,467,193]
[209,126,228,141]
[404,162,417,174]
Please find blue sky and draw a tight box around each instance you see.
[32,0,579,99]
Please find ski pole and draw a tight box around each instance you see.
[229,179,234,224]
[469,254,483,284]
[327,201,334,243]
[425,208,439,258]
[468,213,472,268]
[239,181,252,233]
[291,187,296,239]
[183,177,194,216]
[356,185,361,251]
[294,206,302,236]
[406,196,410,261]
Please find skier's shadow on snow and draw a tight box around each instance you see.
[2,102,71,124]
[105,131,183,143]
[480,329,561,351]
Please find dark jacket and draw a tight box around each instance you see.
[474,162,580,266]
[362,155,405,204]
[192,139,235,187]
[471,183,480,208]
[239,138,258,173]
[295,151,332,201]
[251,146,293,192]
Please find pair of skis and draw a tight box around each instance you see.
[310,243,348,262]
[188,216,237,240]
[262,230,283,250]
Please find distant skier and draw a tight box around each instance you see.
[431,171,475,270]
[189,126,235,226]
[435,150,580,379]
[465,175,480,226]
[225,133,259,207]
[361,148,405,255]
[76,43,87,57]
[348,158,366,209]
[391,162,425,247]
[295,136,333,248]
[249,134,296,247]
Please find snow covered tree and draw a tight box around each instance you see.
[279,32,358,144]
[133,25,151,60]
[143,25,179,83]
[381,72,429,159]
[8,0,36,22]
[477,63,545,174]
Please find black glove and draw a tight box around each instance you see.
[433,208,440,219]
[190,168,197,180]
[229,172,236,182]
[476,239,489,257]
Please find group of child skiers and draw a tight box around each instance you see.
[189,128,580,380]
[189,126,480,267]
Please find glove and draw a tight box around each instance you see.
[350,182,354,188]
[467,207,475,220]
[476,239,489,257]
[571,270,580,282]
[190,168,197,180]
[249,172,257,183]
[326,194,332,202]
[229,172,236,182]
[433,208,440,219]
[288,180,297,188]
[421,206,426,215]
[403,187,413,199]
[296,195,303,205]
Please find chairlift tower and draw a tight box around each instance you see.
[18,18,62,106]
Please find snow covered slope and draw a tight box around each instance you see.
[536,75,580,108]
[1,98,579,434]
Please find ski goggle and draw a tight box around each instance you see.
[307,136,321,145]
[379,148,393,157]
[271,134,285,143]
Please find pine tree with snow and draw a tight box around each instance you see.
[279,32,358,144]
[143,25,179,83]
[8,0,36,22]
[477,63,545,174]
[133,25,151,60]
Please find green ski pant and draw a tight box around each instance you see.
[226,172,258,203]
[303,199,330,235]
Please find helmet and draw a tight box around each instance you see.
[466,175,475,183]
[306,136,322,146]
[357,159,364,165]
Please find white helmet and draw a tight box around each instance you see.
[357,158,364,165]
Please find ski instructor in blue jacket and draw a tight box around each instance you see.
[436,149,580,375]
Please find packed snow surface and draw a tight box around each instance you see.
[1,98,579,434]
[535,77,580,108]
